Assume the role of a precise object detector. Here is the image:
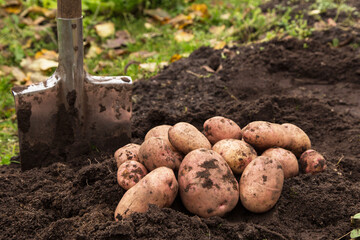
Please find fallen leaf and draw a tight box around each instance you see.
[220,13,231,20]
[168,14,193,29]
[106,49,129,59]
[174,30,194,42]
[20,58,58,72]
[95,22,115,38]
[213,41,226,50]
[144,8,171,22]
[130,51,157,59]
[142,32,163,39]
[20,5,56,18]
[170,54,182,63]
[34,49,58,61]
[11,67,26,83]
[33,16,46,25]
[144,22,154,29]
[308,9,321,16]
[86,43,103,59]
[5,6,21,14]
[314,21,327,31]
[28,71,48,84]
[104,30,134,49]
[209,25,225,36]
[139,62,168,72]
[92,61,114,73]
[189,3,209,18]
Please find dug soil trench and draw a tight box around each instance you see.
[1,12,360,240]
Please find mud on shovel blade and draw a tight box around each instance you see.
[12,0,132,171]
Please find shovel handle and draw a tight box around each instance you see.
[57,0,82,18]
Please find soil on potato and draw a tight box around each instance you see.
[1,5,360,240]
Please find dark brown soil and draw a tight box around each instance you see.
[1,5,360,240]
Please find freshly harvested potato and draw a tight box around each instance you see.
[114,167,178,220]
[240,156,284,213]
[144,125,183,170]
[203,116,242,144]
[178,148,239,218]
[144,125,172,141]
[114,143,141,168]
[281,123,311,157]
[262,147,299,179]
[138,137,182,171]
[212,139,257,174]
[168,122,211,154]
[242,121,289,151]
[242,121,311,157]
[117,160,148,190]
[299,149,327,174]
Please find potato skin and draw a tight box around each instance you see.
[240,156,284,213]
[144,125,183,170]
[299,149,327,174]
[242,121,289,151]
[262,147,299,179]
[114,143,141,168]
[114,167,178,220]
[117,161,148,190]
[178,148,239,218]
[212,139,257,174]
[144,125,172,141]
[242,121,311,157]
[138,137,182,171]
[281,123,311,157]
[168,122,211,154]
[203,116,242,144]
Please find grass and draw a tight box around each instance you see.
[0,0,358,165]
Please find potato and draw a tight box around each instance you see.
[178,148,239,218]
[114,143,141,168]
[299,149,327,174]
[138,137,182,171]
[242,121,289,151]
[117,160,148,190]
[168,122,211,154]
[203,116,242,144]
[144,125,172,141]
[212,139,257,174]
[144,125,183,170]
[282,123,311,157]
[262,147,299,179]
[242,121,311,157]
[240,156,284,213]
[114,167,178,220]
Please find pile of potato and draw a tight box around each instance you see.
[113,117,327,220]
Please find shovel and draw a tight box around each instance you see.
[12,0,132,171]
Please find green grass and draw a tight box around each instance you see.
[0,0,358,165]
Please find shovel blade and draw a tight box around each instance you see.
[13,73,132,171]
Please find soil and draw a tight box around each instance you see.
[1,2,360,240]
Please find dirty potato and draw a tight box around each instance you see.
[212,139,257,174]
[117,160,148,190]
[138,137,182,171]
[168,122,211,154]
[262,147,299,179]
[281,123,311,157]
[203,116,242,144]
[240,156,284,213]
[299,149,327,174]
[178,148,239,218]
[114,143,141,168]
[114,167,178,220]
[144,125,183,170]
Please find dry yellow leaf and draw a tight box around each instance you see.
[11,67,26,83]
[130,51,157,59]
[95,22,115,38]
[139,62,168,72]
[86,43,103,59]
[5,6,21,14]
[174,30,194,42]
[35,49,58,61]
[189,3,209,18]
[170,54,182,63]
[168,14,193,29]
[220,13,231,20]
[20,6,56,18]
[209,25,225,36]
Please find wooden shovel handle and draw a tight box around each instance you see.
[57,0,82,18]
